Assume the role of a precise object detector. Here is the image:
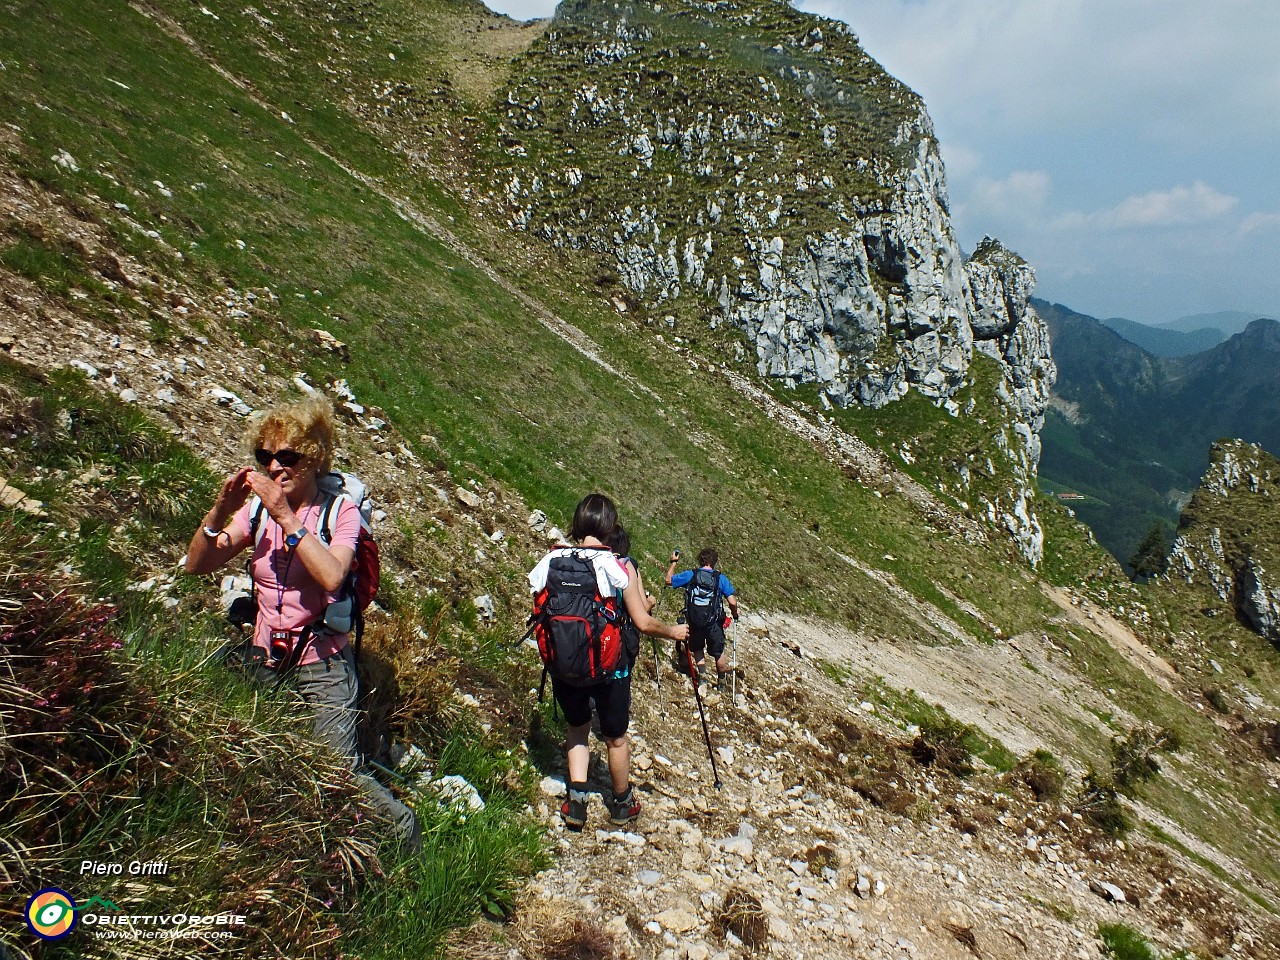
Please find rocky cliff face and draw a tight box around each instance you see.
[1167,440,1280,646]
[490,0,1054,562]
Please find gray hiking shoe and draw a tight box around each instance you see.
[561,785,588,831]
[609,788,641,825]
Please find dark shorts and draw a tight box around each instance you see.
[689,622,726,659]
[551,674,632,739]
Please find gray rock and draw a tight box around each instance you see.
[1089,880,1127,903]
[1239,559,1280,643]
[472,594,495,621]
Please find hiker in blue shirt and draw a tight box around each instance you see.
[665,547,740,684]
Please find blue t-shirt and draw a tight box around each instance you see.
[670,567,734,596]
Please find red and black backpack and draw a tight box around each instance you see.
[530,548,623,687]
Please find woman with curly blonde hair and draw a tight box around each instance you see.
[186,395,418,848]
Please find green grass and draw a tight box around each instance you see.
[1098,923,1160,960]
[344,727,549,957]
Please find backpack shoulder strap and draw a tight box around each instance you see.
[249,497,267,547]
[318,491,340,546]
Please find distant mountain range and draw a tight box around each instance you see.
[1162,310,1270,337]
[1092,309,1275,358]
[1096,316,1224,358]
[1033,298,1280,572]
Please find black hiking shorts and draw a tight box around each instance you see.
[689,622,726,659]
[551,673,632,739]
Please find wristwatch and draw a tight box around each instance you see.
[285,526,308,548]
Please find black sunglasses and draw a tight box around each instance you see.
[254,448,303,468]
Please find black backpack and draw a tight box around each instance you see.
[614,559,641,670]
[531,549,624,686]
[684,567,723,630]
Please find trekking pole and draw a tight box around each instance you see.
[678,638,722,790]
[731,619,737,703]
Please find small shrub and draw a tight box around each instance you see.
[1112,727,1179,793]
[1202,687,1230,714]
[1076,771,1131,837]
[805,842,839,875]
[1019,749,1065,803]
[1261,722,1280,762]
[1097,922,1159,960]
[912,714,976,777]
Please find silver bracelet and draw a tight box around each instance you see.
[202,526,222,539]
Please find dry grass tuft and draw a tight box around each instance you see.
[542,919,622,960]
[1015,749,1065,803]
[364,611,466,748]
[0,379,46,438]
[715,885,769,950]
[506,895,622,960]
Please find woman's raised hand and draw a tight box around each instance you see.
[245,469,294,525]
[210,467,252,525]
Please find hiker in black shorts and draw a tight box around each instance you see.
[666,547,740,683]
[528,495,687,831]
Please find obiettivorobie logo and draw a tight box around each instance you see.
[24,889,118,940]
[25,888,246,943]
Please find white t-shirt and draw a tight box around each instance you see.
[528,545,629,597]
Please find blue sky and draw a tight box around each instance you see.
[482,1,1280,325]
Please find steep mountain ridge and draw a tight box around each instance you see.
[491,0,1054,563]
[1163,440,1280,649]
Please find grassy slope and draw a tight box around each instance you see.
[0,359,545,959]
[2,0,1279,943]
[1,0,1065,649]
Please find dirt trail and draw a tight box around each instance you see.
[1041,584,1178,692]
[517,610,1280,960]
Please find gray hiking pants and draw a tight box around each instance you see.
[255,644,420,849]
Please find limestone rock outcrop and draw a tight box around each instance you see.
[492,0,1055,562]
[1167,439,1280,646]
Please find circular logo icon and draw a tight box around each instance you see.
[25,888,77,940]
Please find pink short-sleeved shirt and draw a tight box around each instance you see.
[227,495,360,665]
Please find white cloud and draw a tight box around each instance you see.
[1103,182,1238,228]
[1053,182,1239,231]
[1240,212,1280,235]
[937,142,982,182]
[961,170,1051,223]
